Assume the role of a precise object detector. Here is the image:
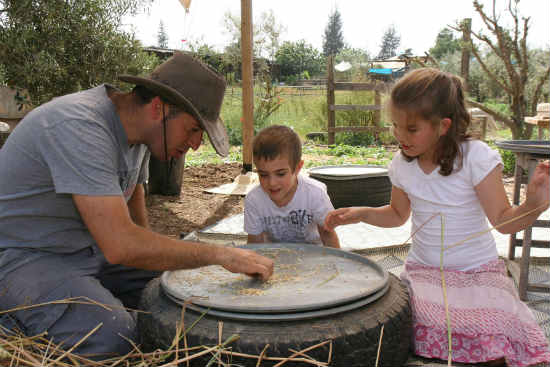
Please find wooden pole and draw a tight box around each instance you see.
[327,55,335,145]
[241,0,254,173]
[460,18,472,92]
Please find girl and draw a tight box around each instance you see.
[324,68,550,366]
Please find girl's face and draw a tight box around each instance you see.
[390,106,443,162]
[255,154,304,207]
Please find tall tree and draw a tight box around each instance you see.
[377,25,400,59]
[0,0,157,106]
[322,8,344,56]
[222,9,285,60]
[258,9,286,62]
[157,20,169,48]
[450,0,550,139]
[429,28,461,60]
[275,40,323,80]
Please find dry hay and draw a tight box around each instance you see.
[0,298,332,367]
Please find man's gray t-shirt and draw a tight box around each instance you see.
[0,85,149,253]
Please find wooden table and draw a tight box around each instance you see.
[525,117,549,139]
[496,141,550,300]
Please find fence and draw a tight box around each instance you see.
[326,56,391,145]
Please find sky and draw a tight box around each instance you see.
[125,0,550,57]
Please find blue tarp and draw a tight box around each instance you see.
[368,68,393,75]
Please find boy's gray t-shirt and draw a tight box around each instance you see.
[0,85,150,253]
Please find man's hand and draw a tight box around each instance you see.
[218,247,274,281]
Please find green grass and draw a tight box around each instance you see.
[194,86,519,171]
[186,143,395,168]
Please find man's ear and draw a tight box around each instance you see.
[149,96,164,121]
[440,118,452,136]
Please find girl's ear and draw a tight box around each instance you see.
[440,118,452,136]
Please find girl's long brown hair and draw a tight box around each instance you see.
[390,68,471,176]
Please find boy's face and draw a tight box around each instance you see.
[255,154,304,207]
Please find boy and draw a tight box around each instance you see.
[244,125,340,248]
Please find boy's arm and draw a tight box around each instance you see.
[318,225,340,248]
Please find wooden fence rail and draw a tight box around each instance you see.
[326,56,391,144]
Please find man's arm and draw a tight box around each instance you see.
[127,184,149,228]
[73,194,273,279]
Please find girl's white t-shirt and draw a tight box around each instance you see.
[244,174,334,244]
[388,140,503,271]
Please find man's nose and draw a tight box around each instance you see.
[189,130,203,150]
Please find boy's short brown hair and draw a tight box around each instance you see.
[252,125,302,171]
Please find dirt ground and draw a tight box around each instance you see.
[146,160,518,238]
[146,162,245,238]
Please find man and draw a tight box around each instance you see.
[0,52,273,358]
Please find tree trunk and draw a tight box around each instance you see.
[148,155,186,196]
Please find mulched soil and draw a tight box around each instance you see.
[146,162,245,238]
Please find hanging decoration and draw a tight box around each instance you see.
[178,0,193,49]
[178,0,191,13]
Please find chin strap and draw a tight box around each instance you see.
[162,104,174,188]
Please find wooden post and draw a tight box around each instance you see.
[374,91,381,127]
[327,55,335,145]
[241,0,254,173]
[460,18,472,92]
[480,116,487,141]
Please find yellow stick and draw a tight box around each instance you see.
[439,215,452,366]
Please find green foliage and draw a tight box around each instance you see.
[254,68,283,129]
[188,41,232,76]
[377,25,400,59]
[275,40,324,82]
[497,148,516,176]
[0,0,157,106]
[335,132,376,146]
[322,8,345,56]
[186,146,242,167]
[303,144,394,167]
[429,28,461,60]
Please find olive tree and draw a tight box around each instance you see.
[451,0,550,139]
[0,0,158,106]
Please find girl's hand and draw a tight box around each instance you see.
[324,207,363,230]
[525,160,550,211]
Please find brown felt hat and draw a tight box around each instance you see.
[118,51,229,156]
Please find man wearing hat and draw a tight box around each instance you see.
[0,52,273,358]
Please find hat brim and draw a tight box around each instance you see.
[118,75,229,157]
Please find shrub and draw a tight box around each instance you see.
[498,148,516,176]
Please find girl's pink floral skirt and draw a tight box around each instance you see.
[401,259,550,367]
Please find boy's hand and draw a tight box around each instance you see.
[324,207,363,230]
[526,160,550,211]
[219,247,274,281]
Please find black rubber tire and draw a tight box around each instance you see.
[309,175,392,209]
[138,273,411,367]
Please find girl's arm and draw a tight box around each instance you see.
[324,185,411,230]
[476,161,550,234]
[318,224,340,248]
